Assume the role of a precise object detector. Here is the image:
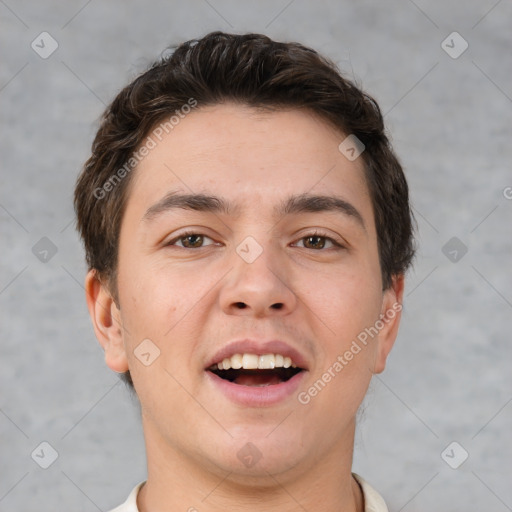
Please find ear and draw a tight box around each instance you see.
[85,269,129,373]
[373,274,405,374]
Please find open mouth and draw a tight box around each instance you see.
[207,353,304,387]
[210,367,302,386]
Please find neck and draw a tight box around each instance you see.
[137,416,364,512]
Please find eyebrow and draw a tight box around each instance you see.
[142,191,366,230]
[277,193,365,230]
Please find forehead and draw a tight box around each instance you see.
[123,103,373,226]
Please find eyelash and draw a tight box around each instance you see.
[294,231,344,250]
[167,230,345,250]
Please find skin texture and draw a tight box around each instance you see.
[85,103,404,512]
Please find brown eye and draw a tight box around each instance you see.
[181,234,204,248]
[295,232,340,250]
[168,232,215,248]
[303,235,327,249]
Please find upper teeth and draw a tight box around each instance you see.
[214,353,297,370]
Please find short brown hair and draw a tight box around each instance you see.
[74,31,415,387]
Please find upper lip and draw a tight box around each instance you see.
[205,339,309,371]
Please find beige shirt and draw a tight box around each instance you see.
[108,473,388,512]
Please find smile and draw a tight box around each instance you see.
[208,353,303,387]
[206,352,306,406]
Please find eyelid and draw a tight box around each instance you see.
[165,230,217,248]
[164,228,347,250]
[292,229,346,249]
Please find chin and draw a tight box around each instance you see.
[206,429,309,481]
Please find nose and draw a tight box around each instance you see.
[219,240,297,318]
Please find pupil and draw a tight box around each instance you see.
[306,236,324,249]
[184,234,203,247]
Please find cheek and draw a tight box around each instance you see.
[119,254,186,318]
[304,266,382,334]
[298,265,383,391]
[117,264,198,412]
[117,258,207,371]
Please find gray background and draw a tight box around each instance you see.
[1,1,511,511]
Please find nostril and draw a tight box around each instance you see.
[232,302,283,310]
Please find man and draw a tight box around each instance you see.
[74,31,415,512]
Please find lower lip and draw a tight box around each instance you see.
[205,370,306,407]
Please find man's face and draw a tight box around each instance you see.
[92,104,402,480]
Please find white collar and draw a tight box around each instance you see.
[108,473,388,512]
